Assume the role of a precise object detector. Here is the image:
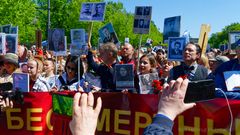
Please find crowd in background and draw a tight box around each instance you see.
[0,41,239,94]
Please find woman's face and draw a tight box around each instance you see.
[44,60,54,74]
[139,56,151,74]
[119,67,127,76]
[3,62,16,74]
[66,62,77,78]
[163,61,173,72]
[27,60,38,77]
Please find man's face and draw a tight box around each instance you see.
[52,30,61,42]
[103,28,110,38]
[121,44,133,58]
[85,4,90,12]
[183,44,200,63]
[119,67,127,76]
[95,4,102,13]
[174,43,180,50]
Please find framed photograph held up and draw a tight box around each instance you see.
[168,37,186,61]
[139,72,159,94]
[79,2,106,22]
[48,29,67,56]
[228,31,240,50]
[5,34,18,54]
[98,23,120,45]
[115,64,134,90]
[133,6,152,34]
[163,16,181,43]
[13,73,30,92]
[70,29,87,56]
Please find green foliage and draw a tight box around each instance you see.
[0,0,162,49]
[0,0,37,48]
[209,23,240,48]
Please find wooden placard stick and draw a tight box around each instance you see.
[198,24,211,55]
[87,22,93,49]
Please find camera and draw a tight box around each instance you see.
[0,82,24,105]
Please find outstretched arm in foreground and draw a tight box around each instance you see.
[69,92,102,135]
[143,78,196,135]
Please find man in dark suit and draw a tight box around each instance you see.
[92,3,104,19]
[171,41,182,55]
[169,42,208,81]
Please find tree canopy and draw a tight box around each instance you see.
[209,23,240,48]
[0,0,162,48]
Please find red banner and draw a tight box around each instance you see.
[1,92,240,135]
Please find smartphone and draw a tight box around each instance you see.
[184,79,215,103]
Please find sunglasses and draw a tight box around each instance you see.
[67,66,76,71]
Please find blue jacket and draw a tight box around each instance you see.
[215,58,240,90]
[143,114,173,135]
[214,58,240,99]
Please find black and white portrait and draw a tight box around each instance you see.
[163,16,181,43]
[229,32,240,50]
[5,34,17,54]
[168,37,186,61]
[92,2,106,21]
[48,29,65,52]
[133,6,152,34]
[99,23,119,44]
[139,72,159,94]
[2,25,11,34]
[136,7,143,15]
[115,64,134,90]
[80,2,106,22]
[80,3,93,21]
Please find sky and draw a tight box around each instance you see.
[107,0,240,38]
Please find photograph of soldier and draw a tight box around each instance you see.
[5,34,17,54]
[168,37,186,61]
[92,2,105,21]
[99,23,119,44]
[163,16,181,43]
[80,3,93,21]
[136,7,143,15]
[10,27,18,34]
[2,25,11,34]
[48,29,65,52]
[143,7,151,15]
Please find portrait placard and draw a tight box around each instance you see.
[79,2,106,22]
[133,6,152,34]
[198,24,211,54]
[0,33,6,54]
[167,37,186,61]
[139,72,159,94]
[70,29,87,56]
[5,34,18,54]
[224,71,240,91]
[98,23,120,45]
[2,24,12,34]
[115,64,134,90]
[228,31,240,50]
[163,16,181,43]
[48,29,67,56]
[13,73,30,92]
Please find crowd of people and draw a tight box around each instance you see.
[0,40,239,134]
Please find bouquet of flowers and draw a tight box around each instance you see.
[152,79,164,94]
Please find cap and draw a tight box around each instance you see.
[3,53,19,66]
[215,56,229,64]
